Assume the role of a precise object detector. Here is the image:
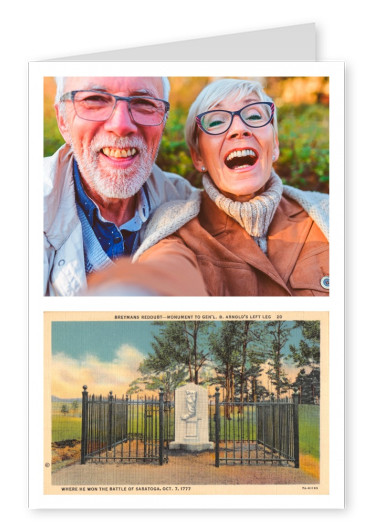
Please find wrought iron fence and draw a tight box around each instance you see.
[81,386,174,465]
[212,388,300,468]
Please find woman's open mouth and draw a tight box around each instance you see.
[225,148,259,170]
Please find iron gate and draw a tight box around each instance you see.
[80,386,174,465]
[212,388,300,468]
[80,385,299,468]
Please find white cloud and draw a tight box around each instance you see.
[51,345,144,398]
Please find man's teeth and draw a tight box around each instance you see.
[226,149,256,161]
[102,147,137,158]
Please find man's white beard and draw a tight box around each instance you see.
[70,133,159,199]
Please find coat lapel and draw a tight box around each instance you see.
[199,193,293,294]
[267,196,313,284]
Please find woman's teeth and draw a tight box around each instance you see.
[226,149,257,161]
[225,149,258,169]
[102,147,137,158]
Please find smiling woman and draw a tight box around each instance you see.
[87,78,329,297]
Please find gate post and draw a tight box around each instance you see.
[108,391,113,451]
[215,387,220,468]
[271,393,275,451]
[292,389,300,468]
[81,385,88,464]
[125,395,129,442]
[159,388,164,466]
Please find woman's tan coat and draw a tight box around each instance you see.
[88,190,329,296]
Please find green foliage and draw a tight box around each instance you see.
[276,104,329,192]
[289,321,320,368]
[128,367,189,401]
[294,368,320,405]
[135,321,214,391]
[44,115,65,157]
[265,321,295,398]
[156,107,199,186]
[209,321,268,403]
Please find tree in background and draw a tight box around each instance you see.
[122,319,320,404]
[234,321,268,403]
[127,367,188,402]
[265,321,295,399]
[293,368,320,404]
[209,321,268,409]
[131,321,214,396]
[60,404,69,415]
[209,321,240,405]
[289,321,320,369]
[247,346,269,402]
[289,321,320,404]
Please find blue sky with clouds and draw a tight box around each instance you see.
[52,321,156,361]
[50,320,307,398]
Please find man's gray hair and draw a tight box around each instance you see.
[185,78,278,154]
[54,76,170,104]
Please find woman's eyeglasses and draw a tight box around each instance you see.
[196,102,274,135]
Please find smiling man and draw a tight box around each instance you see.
[44,76,197,296]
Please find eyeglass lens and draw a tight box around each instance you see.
[200,103,272,134]
[73,91,167,125]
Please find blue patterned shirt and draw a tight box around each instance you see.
[73,160,150,260]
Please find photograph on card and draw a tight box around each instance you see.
[43,76,329,297]
[44,311,328,495]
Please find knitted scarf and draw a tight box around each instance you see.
[202,170,283,253]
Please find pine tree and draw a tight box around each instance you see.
[265,321,295,399]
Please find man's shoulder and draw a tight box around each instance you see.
[146,164,197,208]
[44,144,79,243]
[44,144,73,191]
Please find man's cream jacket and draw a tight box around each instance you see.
[43,144,197,296]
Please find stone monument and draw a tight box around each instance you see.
[170,382,213,452]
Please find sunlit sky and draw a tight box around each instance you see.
[51,321,304,399]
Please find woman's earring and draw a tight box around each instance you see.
[201,166,206,172]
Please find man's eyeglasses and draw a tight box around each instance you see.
[195,102,275,135]
[60,90,170,126]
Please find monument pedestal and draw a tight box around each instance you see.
[170,383,213,452]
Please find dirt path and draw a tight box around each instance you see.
[52,451,318,486]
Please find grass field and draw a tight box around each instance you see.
[299,405,320,459]
[52,414,82,442]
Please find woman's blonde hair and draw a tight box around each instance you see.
[185,78,278,154]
